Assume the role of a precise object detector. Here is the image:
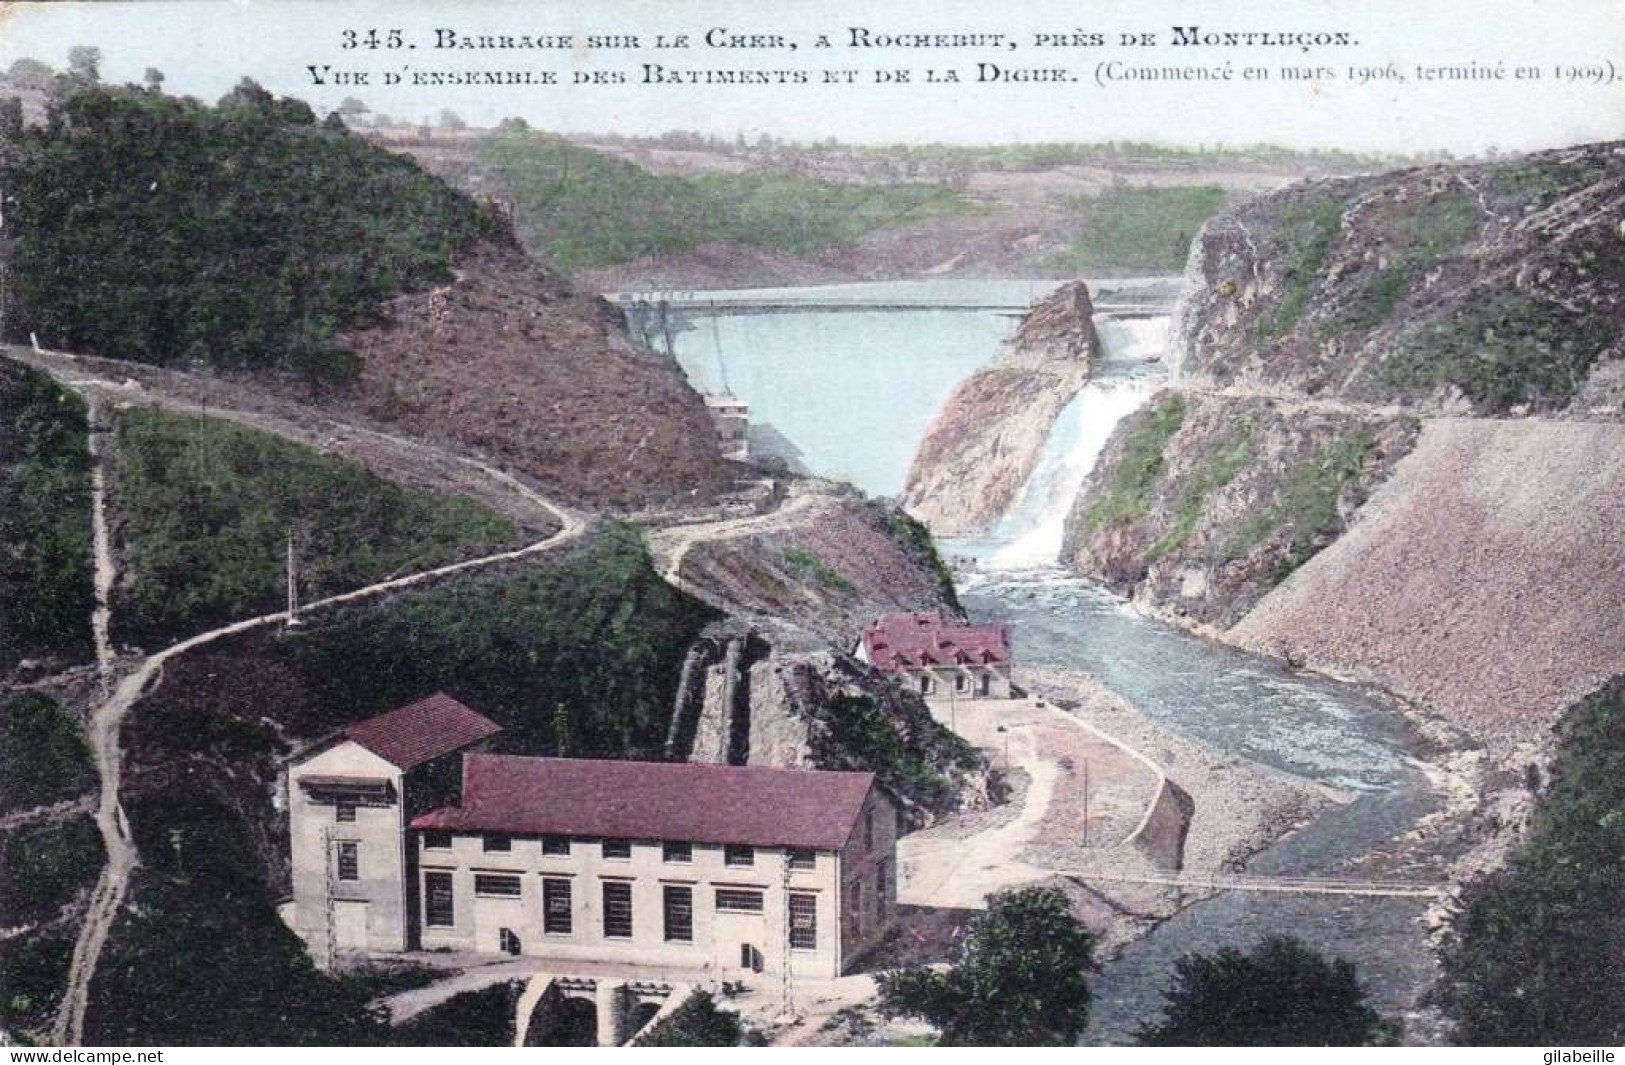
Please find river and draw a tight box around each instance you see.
[646,281,1451,1043]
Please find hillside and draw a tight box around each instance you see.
[387,128,1349,289]
[1063,142,1625,753]
[903,282,1100,536]
[0,83,731,510]
[1170,144,1625,414]
[0,363,94,674]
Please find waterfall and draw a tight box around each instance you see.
[983,315,1169,571]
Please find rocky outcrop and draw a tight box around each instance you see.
[1171,143,1625,415]
[1066,143,1625,747]
[741,649,989,827]
[1064,392,1420,628]
[677,490,960,646]
[902,282,1100,535]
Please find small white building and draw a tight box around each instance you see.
[286,696,899,982]
[855,612,1015,701]
[703,393,750,461]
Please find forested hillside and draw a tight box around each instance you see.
[1,80,499,381]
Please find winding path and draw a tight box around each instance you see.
[648,490,820,600]
[9,355,586,1047]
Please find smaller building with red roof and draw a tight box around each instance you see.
[855,611,1015,701]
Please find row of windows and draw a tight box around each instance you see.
[420,832,818,869]
[426,874,819,949]
[916,672,996,695]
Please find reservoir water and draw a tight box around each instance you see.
[651,281,1448,1043]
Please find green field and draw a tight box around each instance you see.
[1047,186,1232,274]
[108,407,520,647]
[479,129,972,269]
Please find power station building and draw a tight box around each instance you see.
[285,694,898,981]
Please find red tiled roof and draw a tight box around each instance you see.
[412,755,876,851]
[344,692,502,770]
[862,612,1012,671]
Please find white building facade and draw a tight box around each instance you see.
[286,697,899,981]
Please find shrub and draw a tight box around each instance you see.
[877,886,1095,1045]
[637,990,742,1047]
[1138,935,1396,1046]
[391,981,523,1047]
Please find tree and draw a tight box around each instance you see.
[636,990,741,1047]
[1437,679,1625,1045]
[336,96,369,124]
[438,108,467,130]
[5,58,55,90]
[876,886,1095,1046]
[0,97,22,140]
[66,46,102,84]
[143,67,165,92]
[1137,936,1396,1046]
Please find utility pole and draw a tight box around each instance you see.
[779,857,794,1022]
[1081,758,1090,848]
[322,824,336,971]
[285,527,303,628]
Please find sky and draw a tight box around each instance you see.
[3,0,1625,153]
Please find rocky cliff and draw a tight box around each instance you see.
[902,282,1100,535]
[1064,142,1625,748]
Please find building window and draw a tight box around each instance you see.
[850,877,864,935]
[724,844,754,867]
[499,928,522,956]
[543,877,572,935]
[602,881,633,939]
[474,873,522,898]
[788,892,817,951]
[787,849,816,871]
[876,860,890,918]
[865,810,875,851]
[334,840,359,881]
[335,801,356,823]
[483,834,511,853]
[954,673,969,693]
[715,888,765,913]
[979,673,991,696]
[602,838,632,860]
[424,871,454,928]
[663,885,693,942]
[542,835,571,857]
[422,830,452,851]
[662,840,692,864]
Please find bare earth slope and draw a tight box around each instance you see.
[1065,144,1625,748]
[340,243,732,511]
[1229,419,1625,748]
[903,282,1100,535]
